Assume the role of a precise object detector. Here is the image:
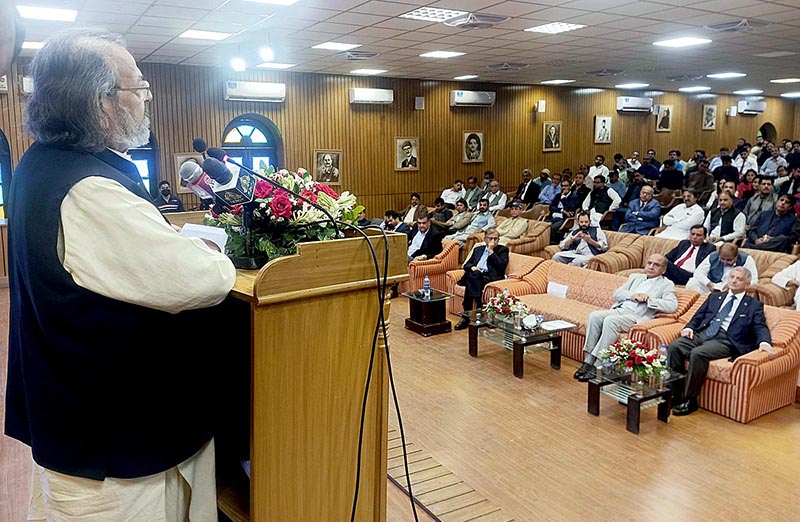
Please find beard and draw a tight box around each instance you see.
[110,103,151,151]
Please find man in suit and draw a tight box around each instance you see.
[574,254,678,381]
[742,177,777,224]
[463,176,485,210]
[454,227,509,330]
[548,179,580,243]
[510,168,540,209]
[400,141,417,168]
[400,192,422,226]
[618,185,661,235]
[383,210,411,239]
[407,213,443,263]
[668,267,774,416]
[663,225,715,286]
[743,194,800,253]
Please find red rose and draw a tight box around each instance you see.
[210,207,219,219]
[230,205,243,215]
[625,360,634,368]
[300,189,318,204]
[646,355,655,363]
[634,356,643,364]
[270,193,294,219]
[316,183,339,199]
[255,180,273,199]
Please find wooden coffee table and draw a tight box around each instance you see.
[402,289,454,337]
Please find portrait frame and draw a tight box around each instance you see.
[702,104,717,131]
[173,152,204,195]
[313,149,342,185]
[594,115,612,144]
[462,130,484,163]
[542,121,562,152]
[656,105,673,133]
[395,137,419,171]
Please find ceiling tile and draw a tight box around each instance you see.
[326,12,390,26]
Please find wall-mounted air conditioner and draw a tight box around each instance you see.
[616,96,653,112]
[224,81,286,102]
[348,87,394,104]
[449,90,496,107]
[737,100,766,115]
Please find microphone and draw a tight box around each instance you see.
[178,160,214,201]
[193,138,208,158]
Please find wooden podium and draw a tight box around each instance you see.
[218,230,408,522]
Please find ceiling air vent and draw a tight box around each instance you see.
[486,62,529,71]
[545,58,580,67]
[705,18,770,32]
[585,69,624,77]
[667,74,705,82]
[444,13,510,29]
[337,50,379,60]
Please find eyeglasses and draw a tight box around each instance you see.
[112,80,151,99]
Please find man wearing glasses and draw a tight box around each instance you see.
[454,227,509,330]
[6,29,236,520]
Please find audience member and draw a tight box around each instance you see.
[548,179,580,242]
[611,153,629,184]
[733,147,758,177]
[705,192,745,245]
[153,180,184,213]
[742,177,777,224]
[463,176,485,210]
[607,170,627,199]
[760,146,788,177]
[442,198,473,236]
[445,198,496,246]
[496,202,529,245]
[646,149,661,170]
[785,141,800,168]
[582,175,622,223]
[428,197,453,234]
[771,258,800,310]
[668,267,773,416]
[485,180,508,212]
[538,172,562,205]
[440,180,466,208]
[656,189,704,240]
[776,166,800,197]
[743,194,800,252]
[553,212,608,267]
[732,138,747,158]
[684,149,705,175]
[383,210,412,238]
[532,168,550,188]
[401,192,422,225]
[573,254,678,381]
[572,172,591,202]
[661,150,685,172]
[628,151,642,170]
[454,227,509,330]
[482,170,495,189]
[640,154,660,182]
[712,155,738,183]
[356,210,370,227]
[687,243,758,295]
[614,170,647,230]
[736,169,757,200]
[619,185,661,235]
[708,147,729,172]
[657,159,684,191]
[705,180,739,212]
[407,213,443,263]
[685,160,715,195]
[510,168,540,208]
[587,155,610,187]
[663,225,715,285]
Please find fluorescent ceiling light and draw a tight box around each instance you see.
[256,62,296,69]
[780,92,800,98]
[312,42,361,51]
[244,0,299,4]
[230,58,246,72]
[770,78,800,84]
[419,51,465,59]
[733,89,763,95]
[525,22,586,34]
[616,82,649,89]
[259,47,274,61]
[454,75,478,80]
[541,79,575,85]
[678,86,711,92]
[653,37,711,48]
[351,69,387,75]
[16,5,77,21]
[754,51,796,58]
[707,72,746,79]
[179,30,231,41]
[21,41,43,49]
[400,7,467,23]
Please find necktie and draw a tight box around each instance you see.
[675,246,696,268]
[705,295,737,338]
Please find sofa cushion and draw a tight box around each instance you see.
[707,359,733,383]
[742,248,798,281]
[518,294,603,335]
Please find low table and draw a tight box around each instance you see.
[461,310,574,378]
[587,369,686,434]
[402,289,454,337]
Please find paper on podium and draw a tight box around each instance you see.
[180,223,228,253]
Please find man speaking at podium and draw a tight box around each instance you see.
[5,30,236,521]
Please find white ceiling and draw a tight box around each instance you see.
[16,0,800,96]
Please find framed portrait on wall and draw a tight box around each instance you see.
[173,152,204,195]
[314,149,342,185]
[702,104,717,130]
[395,137,419,171]
[543,121,562,152]
[656,105,673,132]
[463,131,484,163]
[594,115,612,144]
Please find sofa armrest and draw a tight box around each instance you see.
[587,251,635,273]
[754,282,795,308]
[484,278,535,298]
[543,245,561,260]
[446,269,465,285]
[628,318,681,344]
[731,346,795,384]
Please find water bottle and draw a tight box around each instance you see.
[423,275,431,300]
[659,343,668,364]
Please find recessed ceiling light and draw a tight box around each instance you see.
[16,5,77,21]
[259,47,274,61]
[230,58,246,72]
[312,42,361,51]
[21,41,43,50]
[243,0,299,4]
[733,89,763,95]
[780,92,800,98]
[541,79,576,85]
[420,51,465,59]
[678,86,711,92]
[256,62,296,69]
[454,75,478,80]
[616,82,649,89]
[653,37,712,48]
[770,78,800,84]
[754,51,797,58]
[350,69,387,75]
[400,7,467,23]
[179,30,231,41]
[707,72,746,79]
[525,22,586,34]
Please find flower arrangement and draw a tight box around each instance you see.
[598,338,666,378]
[482,289,529,319]
[204,162,363,262]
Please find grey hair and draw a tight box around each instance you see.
[24,28,126,152]
[730,266,753,284]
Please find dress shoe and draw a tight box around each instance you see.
[454,318,470,331]
[577,368,596,382]
[672,399,699,416]
[573,363,593,380]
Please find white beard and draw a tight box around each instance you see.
[112,104,151,151]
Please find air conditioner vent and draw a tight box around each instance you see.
[486,62,529,71]
[586,68,624,77]
[337,50,379,60]
[705,18,770,32]
[444,13,510,29]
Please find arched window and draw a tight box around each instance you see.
[0,128,12,210]
[222,114,283,171]
[128,132,159,197]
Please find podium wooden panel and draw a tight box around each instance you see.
[224,230,408,522]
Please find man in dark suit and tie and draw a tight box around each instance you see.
[454,227,509,330]
[407,213,443,263]
[510,168,540,209]
[663,225,716,285]
[668,266,774,416]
